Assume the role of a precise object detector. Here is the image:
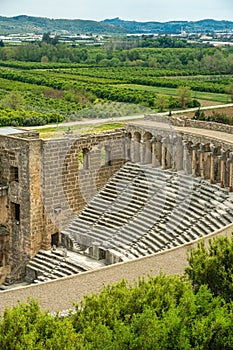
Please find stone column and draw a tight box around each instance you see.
[227,152,233,192]
[176,137,183,171]
[183,141,188,174]
[123,134,130,161]
[155,136,162,167]
[130,137,135,162]
[92,242,100,260]
[198,143,205,179]
[219,148,227,188]
[140,140,145,164]
[134,139,140,163]
[166,138,172,169]
[161,138,167,170]
[145,139,152,164]
[151,137,156,168]
[191,145,198,177]
[209,144,217,184]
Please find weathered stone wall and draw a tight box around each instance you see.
[41,130,126,249]
[0,133,43,282]
[0,223,232,315]
[145,113,233,134]
[0,129,127,282]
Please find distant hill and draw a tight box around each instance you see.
[103,17,233,34]
[0,15,127,35]
[0,15,233,35]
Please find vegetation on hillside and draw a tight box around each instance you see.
[194,109,233,125]
[0,15,233,35]
[1,235,233,349]
[0,39,232,127]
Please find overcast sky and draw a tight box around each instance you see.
[1,0,233,22]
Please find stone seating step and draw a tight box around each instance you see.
[32,256,58,270]
[142,236,164,251]
[36,250,64,262]
[27,260,51,274]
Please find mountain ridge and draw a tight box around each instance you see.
[0,15,233,35]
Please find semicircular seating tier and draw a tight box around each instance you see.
[61,161,233,263]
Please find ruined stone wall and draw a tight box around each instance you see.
[145,113,233,134]
[0,223,232,315]
[0,134,43,282]
[0,129,127,282]
[41,130,126,249]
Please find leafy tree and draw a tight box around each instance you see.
[177,85,192,108]
[42,33,59,45]
[1,91,25,110]
[0,300,78,349]
[41,55,49,63]
[185,235,233,301]
[156,94,169,112]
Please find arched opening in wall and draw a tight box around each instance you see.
[143,132,153,164]
[78,148,90,170]
[134,132,141,163]
[101,145,112,166]
[51,232,59,247]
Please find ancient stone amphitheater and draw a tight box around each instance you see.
[0,113,233,312]
[26,114,233,283]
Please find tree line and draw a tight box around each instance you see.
[0,40,233,73]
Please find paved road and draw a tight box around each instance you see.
[30,103,233,129]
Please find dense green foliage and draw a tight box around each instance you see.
[1,235,233,349]
[186,235,233,301]
[1,43,233,74]
[0,43,232,127]
[0,300,78,349]
[194,109,233,125]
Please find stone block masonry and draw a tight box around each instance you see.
[0,128,126,283]
[0,130,44,283]
[40,130,126,250]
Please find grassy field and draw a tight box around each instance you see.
[115,84,231,104]
[36,122,125,139]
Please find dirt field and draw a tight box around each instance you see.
[181,106,233,119]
